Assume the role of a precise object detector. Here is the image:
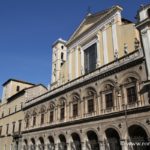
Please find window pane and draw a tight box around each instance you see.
[33,116,36,126]
[41,114,44,124]
[127,86,137,104]
[60,108,65,120]
[73,103,78,117]
[105,93,113,108]
[88,99,94,113]
[50,111,54,122]
[84,43,97,74]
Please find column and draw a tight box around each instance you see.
[68,51,72,80]
[136,81,141,106]
[111,22,119,57]
[75,46,79,78]
[102,29,108,64]
[141,28,150,80]
[96,34,101,67]
[80,48,84,75]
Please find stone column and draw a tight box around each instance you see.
[102,28,108,64]
[96,33,101,67]
[80,48,84,75]
[136,81,141,106]
[75,46,79,78]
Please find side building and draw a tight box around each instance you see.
[0,79,47,149]
[22,5,150,150]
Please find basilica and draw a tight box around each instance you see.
[0,4,150,150]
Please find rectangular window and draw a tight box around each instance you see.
[105,93,113,108]
[88,99,94,113]
[33,116,36,126]
[6,124,9,135]
[26,118,29,128]
[41,114,44,125]
[50,111,54,123]
[60,107,65,120]
[0,126,2,136]
[73,103,78,117]
[84,43,97,74]
[18,120,22,133]
[12,122,15,133]
[127,86,137,104]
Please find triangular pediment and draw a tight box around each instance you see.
[67,6,122,44]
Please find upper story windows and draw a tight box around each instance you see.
[59,99,66,120]
[24,74,141,129]
[40,106,46,125]
[32,110,37,127]
[105,92,113,109]
[84,43,97,74]
[85,88,97,114]
[0,126,2,136]
[72,94,80,117]
[104,84,114,109]
[48,102,55,123]
[124,77,138,105]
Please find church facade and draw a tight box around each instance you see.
[0,4,150,150]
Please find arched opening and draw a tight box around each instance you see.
[48,136,55,150]
[129,125,150,150]
[39,137,45,150]
[87,130,99,150]
[105,128,122,150]
[15,141,19,150]
[71,133,82,150]
[59,134,67,150]
[31,138,36,150]
[23,139,28,150]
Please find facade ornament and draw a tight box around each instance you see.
[114,49,118,60]
[124,43,128,55]
[134,38,140,50]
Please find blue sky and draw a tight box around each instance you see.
[0,0,149,99]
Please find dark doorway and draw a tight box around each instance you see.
[87,130,100,150]
[59,134,67,150]
[31,138,36,150]
[39,137,45,150]
[71,133,82,150]
[48,136,55,150]
[129,125,150,150]
[105,128,122,150]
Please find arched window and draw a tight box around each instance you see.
[72,94,80,117]
[59,99,66,120]
[40,106,46,125]
[124,77,138,105]
[48,102,55,123]
[85,88,97,115]
[32,110,37,127]
[25,112,30,128]
[104,84,114,109]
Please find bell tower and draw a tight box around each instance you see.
[136,4,150,80]
[51,38,67,89]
